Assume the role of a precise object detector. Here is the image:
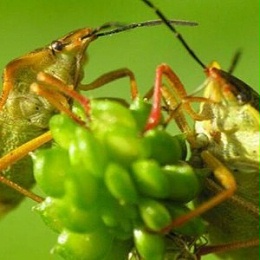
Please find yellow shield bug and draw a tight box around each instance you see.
[142,0,259,259]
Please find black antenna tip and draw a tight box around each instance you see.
[141,0,206,69]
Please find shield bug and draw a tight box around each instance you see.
[0,19,197,217]
[141,0,259,259]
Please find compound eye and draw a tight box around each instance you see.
[51,40,64,53]
[236,91,249,105]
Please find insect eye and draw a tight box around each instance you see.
[51,40,64,53]
[236,92,249,104]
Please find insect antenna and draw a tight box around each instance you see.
[141,0,206,69]
[227,50,242,74]
[81,19,198,40]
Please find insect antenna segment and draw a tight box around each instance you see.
[142,0,206,69]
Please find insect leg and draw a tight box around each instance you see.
[31,74,87,125]
[145,64,211,137]
[33,68,139,113]
[161,150,237,233]
[0,131,51,202]
[196,237,259,258]
[80,68,139,99]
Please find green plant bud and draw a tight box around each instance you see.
[134,228,165,260]
[69,126,107,178]
[57,197,102,233]
[132,159,170,198]
[166,203,206,236]
[163,163,201,203]
[144,129,186,165]
[105,126,150,166]
[90,99,137,138]
[105,163,138,204]
[99,193,134,240]
[33,147,69,197]
[98,188,122,226]
[65,169,100,210]
[130,98,152,131]
[32,197,63,233]
[49,114,77,149]
[54,227,113,260]
[139,198,171,231]
[174,134,187,159]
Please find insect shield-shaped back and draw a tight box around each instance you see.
[141,1,259,258]
[0,27,96,216]
[195,65,259,260]
[196,65,259,172]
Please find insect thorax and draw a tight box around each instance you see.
[195,90,259,174]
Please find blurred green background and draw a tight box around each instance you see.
[0,1,258,259]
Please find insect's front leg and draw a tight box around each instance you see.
[79,68,139,100]
[32,68,140,120]
[145,63,212,143]
[31,72,87,125]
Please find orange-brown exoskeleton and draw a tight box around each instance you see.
[141,0,259,259]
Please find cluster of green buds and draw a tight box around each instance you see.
[33,98,206,259]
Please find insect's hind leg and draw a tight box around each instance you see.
[196,238,259,258]
[161,150,237,232]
